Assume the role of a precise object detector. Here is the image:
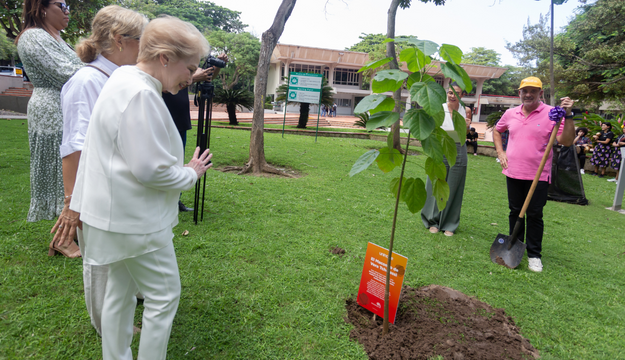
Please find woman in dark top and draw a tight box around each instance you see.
[574,127,590,174]
[590,122,614,178]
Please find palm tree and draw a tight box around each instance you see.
[275,76,335,128]
[213,88,254,125]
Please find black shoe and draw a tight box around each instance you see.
[178,201,194,212]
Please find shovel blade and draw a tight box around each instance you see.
[490,233,526,269]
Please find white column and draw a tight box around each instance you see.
[475,79,485,122]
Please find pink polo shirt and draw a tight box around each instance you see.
[496,102,564,183]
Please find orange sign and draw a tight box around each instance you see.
[357,242,408,324]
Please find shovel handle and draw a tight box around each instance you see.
[508,120,561,249]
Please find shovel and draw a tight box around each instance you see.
[490,119,562,269]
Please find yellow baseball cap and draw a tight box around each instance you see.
[519,76,543,89]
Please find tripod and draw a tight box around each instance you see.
[193,80,214,224]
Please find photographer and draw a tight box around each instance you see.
[163,52,228,212]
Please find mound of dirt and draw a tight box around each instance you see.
[345,285,539,360]
[330,246,346,256]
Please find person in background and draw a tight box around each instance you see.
[332,102,337,117]
[16,0,83,256]
[493,76,575,273]
[70,16,212,359]
[589,122,614,178]
[50,5,147,336]
[163,53,227,212]
[574,127,590,174]
[608,131,625,182]
[466,127,478,156]
[421,83,472,237]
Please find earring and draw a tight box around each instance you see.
[119,47,123,52]
[164,64,168,68]
[44,11,46,17]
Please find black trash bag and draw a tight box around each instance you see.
[548,145,589,205]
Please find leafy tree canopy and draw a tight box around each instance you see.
[0,28,17,60]
[205,30,260,90]
[462,47,501,67]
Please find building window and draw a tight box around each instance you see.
[334,68,360,86]
[337,99,351,107]
[288,64,323,74]
[434,76,444,86]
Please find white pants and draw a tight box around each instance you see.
[77,228,108,336]
[101,243,181,360]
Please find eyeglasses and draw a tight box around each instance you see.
[122,34,141,41]
[51,2,70,13]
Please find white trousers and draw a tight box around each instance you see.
[77,228,108,336]
[101,242,181,360]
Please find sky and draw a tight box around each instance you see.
[210,0,585,67]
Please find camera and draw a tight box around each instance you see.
[202,55,226,69]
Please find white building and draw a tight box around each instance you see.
[265,44,517,121]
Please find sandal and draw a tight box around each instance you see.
[429,227,440,234]
[48,240,81,258]
[444,231,454,237]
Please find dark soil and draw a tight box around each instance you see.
[330,246,346,256]
[345,285,539,360]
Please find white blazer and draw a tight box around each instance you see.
[71,66,197,234]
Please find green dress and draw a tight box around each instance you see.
[17,28,83,222]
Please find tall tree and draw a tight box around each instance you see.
[205,30,261,90]
[240,0,296,175]
[148,0,245,33]
[462,47,501,66]
[557,0,625,107]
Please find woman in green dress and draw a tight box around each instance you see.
[16,0,82,251]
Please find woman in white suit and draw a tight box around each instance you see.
[70,16,212,360]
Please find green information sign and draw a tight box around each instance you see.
[287,72,322,104]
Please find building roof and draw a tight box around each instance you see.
[272,43,508,80]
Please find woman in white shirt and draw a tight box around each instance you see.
[70,16,212,360]
[421,83,472,237]
[51,5,147,336]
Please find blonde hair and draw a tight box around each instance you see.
[137,16,210,64]
[75,5,148,63]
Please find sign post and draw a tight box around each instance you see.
[357,242,408,324]
[282,72,323,142]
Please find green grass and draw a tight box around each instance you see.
[1,118,624,359]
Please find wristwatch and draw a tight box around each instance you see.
[564,113,574,119]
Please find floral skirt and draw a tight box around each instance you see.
[590,143,611,168]
[610,146,624,170]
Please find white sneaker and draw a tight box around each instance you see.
[528,258,543,272]
[580,169,585,174]
[608,178,617,182]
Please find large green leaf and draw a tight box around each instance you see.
[406,72,434,89]
[439,44,463,65]
[438,129,457,167]
[452,110,468,144]
[410,82,446,117]
[349,149,379,177]
[366,111,400,130]
[402,177,427,213]
[432,110,445,127]
[432,178,450,211]
[399,48,431,73]
[390,176,407,199]
[358,57,393,73]
[376,147,403,173]
[420,133,444,164]
[440,63,473,94]
[425,157,447,181]
[353,95,394,114]
[403,109,435,141]
[394,37,439,56]
[372,70,408,93]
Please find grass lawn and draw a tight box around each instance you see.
[1,118,624,359]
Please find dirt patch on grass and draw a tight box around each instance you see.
[345,285,539,360]
[330,246,346,256]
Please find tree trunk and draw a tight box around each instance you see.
[226,104,239,125]
[297,103,310,128]
[387,0,404,153]
[243,0,297,175]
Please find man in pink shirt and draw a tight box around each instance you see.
[493,77,575,272]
